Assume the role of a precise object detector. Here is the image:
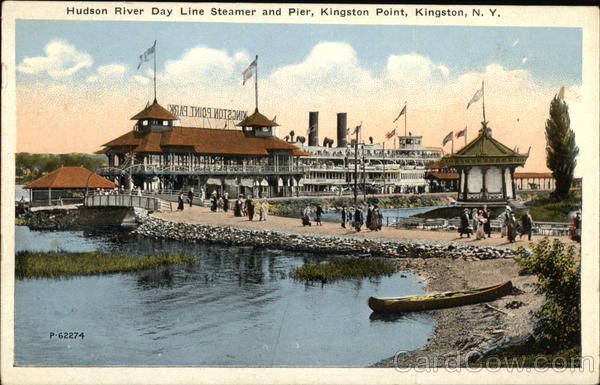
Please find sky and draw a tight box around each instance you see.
[15,20,583,173]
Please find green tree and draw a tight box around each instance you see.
[545,95,579,201]
[516,239,580,349]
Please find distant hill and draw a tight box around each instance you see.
[16,153,108,183]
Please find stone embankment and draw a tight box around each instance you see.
[133,215,516,260]
[27,207,148,230]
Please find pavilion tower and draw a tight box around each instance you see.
[440,121,529,206]
[131,99,178,133]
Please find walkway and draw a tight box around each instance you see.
[153,206,577,250]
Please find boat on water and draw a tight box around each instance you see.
[367,281,513,313]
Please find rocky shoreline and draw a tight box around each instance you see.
[133,215,517,261]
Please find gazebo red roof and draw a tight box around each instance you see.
[24,167,117,189]
[130,100,177,121]
[425,171,459,180]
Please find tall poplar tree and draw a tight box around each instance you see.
[545,94,579,201]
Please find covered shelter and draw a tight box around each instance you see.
[24,166,117,207]
[440,122,529,206]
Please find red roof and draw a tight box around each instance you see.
[131,100,177,121]
[237,109,279,127]
[101,127,308,156]
[514,172,553,179]
[24,167,117,189]
[425,171,459,180]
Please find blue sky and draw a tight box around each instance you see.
[16,20,582,85]
[15,19,585,174]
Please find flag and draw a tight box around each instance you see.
[558,86,565,100]
[385,129,396,140]
[466,84,483,110]
[393,105,406,123]
[442,131,453,146]
[242,58,257,85]
[137,41,156,70]
[455,127,467,138]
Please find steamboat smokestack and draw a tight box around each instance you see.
[337,113,347,147]
[308,111,319,146]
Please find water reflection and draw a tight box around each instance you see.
[15,227,434,366]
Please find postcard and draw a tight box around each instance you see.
[1,2,599,384]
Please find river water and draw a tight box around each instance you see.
[321,206,443,224]
[14,226,433,366]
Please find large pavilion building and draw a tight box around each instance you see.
[96,100,308,198]
[440,122,529,206]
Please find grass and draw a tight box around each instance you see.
[15,217,28,225]
[294,258,395,282]
[515,195,580,222]
[15,251,196,279]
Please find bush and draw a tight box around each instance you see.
[516,239,580,348]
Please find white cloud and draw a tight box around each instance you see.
[86,63,127,82]
[161,46,249,83]
[97,64,127,76]
[17,40,93,78]
[385,54,450,84]
[269,41,376,92]
[134,75,150,85]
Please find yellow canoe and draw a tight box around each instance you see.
[367,281,513,313]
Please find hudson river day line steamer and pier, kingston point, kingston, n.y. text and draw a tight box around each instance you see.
[64,6,492,19]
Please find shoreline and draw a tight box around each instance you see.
[373,257,541,367]
[141,207,548,367]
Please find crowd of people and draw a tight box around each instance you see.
[300,203,382,233]
[458,205,534,243]
[177,190,269,222]
[172,190,581,244]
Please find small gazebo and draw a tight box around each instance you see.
[440,122,529,206]
[24,166,116,207]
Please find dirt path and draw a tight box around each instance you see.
[154,205,575,250]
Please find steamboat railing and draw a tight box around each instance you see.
[97,164,310,176]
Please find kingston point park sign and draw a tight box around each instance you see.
[168,104,248,121]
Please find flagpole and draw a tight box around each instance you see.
[254,55,258,111]
[404,101,407,136]
[382,141,386,194]
[481,80,486,123]
[153,40,157,102]
[354,126,359,204]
